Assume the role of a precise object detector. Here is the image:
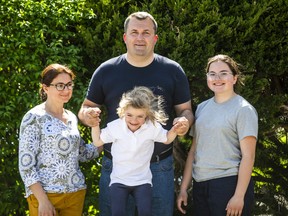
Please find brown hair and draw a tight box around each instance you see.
[39,64,75,101]
[124,11,158,34]
[206,54,244,86]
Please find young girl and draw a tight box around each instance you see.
[92,86,184,216]
[177,54,258,216]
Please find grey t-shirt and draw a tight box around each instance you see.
[190,95,258,182]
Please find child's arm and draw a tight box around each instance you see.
[91,126,104,147]
[163,122,182,144]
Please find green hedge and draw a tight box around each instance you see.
[0,0,287,215]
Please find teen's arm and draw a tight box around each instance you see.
[225,136,256,216]
[177,138,196,214]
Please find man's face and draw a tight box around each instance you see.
[123,17,158,58]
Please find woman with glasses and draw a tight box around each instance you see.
[177,54,258,216]
[19,63,101,216]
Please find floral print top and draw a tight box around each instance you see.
[19,103,99,198]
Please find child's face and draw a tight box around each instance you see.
[124,106,148,132]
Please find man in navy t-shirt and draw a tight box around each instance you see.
[78,11,194,216]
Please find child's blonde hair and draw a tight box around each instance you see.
[117,86,168,125]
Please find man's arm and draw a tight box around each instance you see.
[174,100,194,136]
[78,99,101,127]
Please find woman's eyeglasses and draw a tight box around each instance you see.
[206,71,233,80]
[49,81,74,91]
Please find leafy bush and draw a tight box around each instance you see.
[0,0,287,215]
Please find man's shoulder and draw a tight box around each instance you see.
[93,55,126,76]
[154,53,180,66]
[100,54,126,67]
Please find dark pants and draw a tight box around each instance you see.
[192,176,254,216]
[110,183,152,216]
[99,155,174,216]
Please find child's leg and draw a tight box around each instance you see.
[133,183,152,216]
[110,183,130,216]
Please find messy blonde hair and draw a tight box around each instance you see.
[117,86,168,125]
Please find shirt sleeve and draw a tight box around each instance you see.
[236,105,258,141]
[78,139,99,162]
[18,112,41,188]
[100,125,116,144]
[173,64,191,105]
[86,64,105,105]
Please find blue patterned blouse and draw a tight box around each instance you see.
[19,103,99,198]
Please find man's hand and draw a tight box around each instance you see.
[82,107,101,127]
[173,117,189,136]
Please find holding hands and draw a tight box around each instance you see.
[172,116,190,136]
[83,107,101,127]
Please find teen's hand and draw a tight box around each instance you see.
[177,190,188,214]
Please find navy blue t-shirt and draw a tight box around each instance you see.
[86,54,191,156]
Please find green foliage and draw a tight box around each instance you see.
[0,0,287,215]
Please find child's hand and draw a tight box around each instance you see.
[172,117,189,136]
[84,107,101,127]
[172,121,182,132]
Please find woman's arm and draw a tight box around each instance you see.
[29,183,56,215]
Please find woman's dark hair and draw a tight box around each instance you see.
[39,64,75,101]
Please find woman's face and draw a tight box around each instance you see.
[44,73,73,104]
[207,61,237,95]
[124,106,147,132]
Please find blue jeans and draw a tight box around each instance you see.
[99,155,174,216]
[150,155,174,216]
[192,175,254,216]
